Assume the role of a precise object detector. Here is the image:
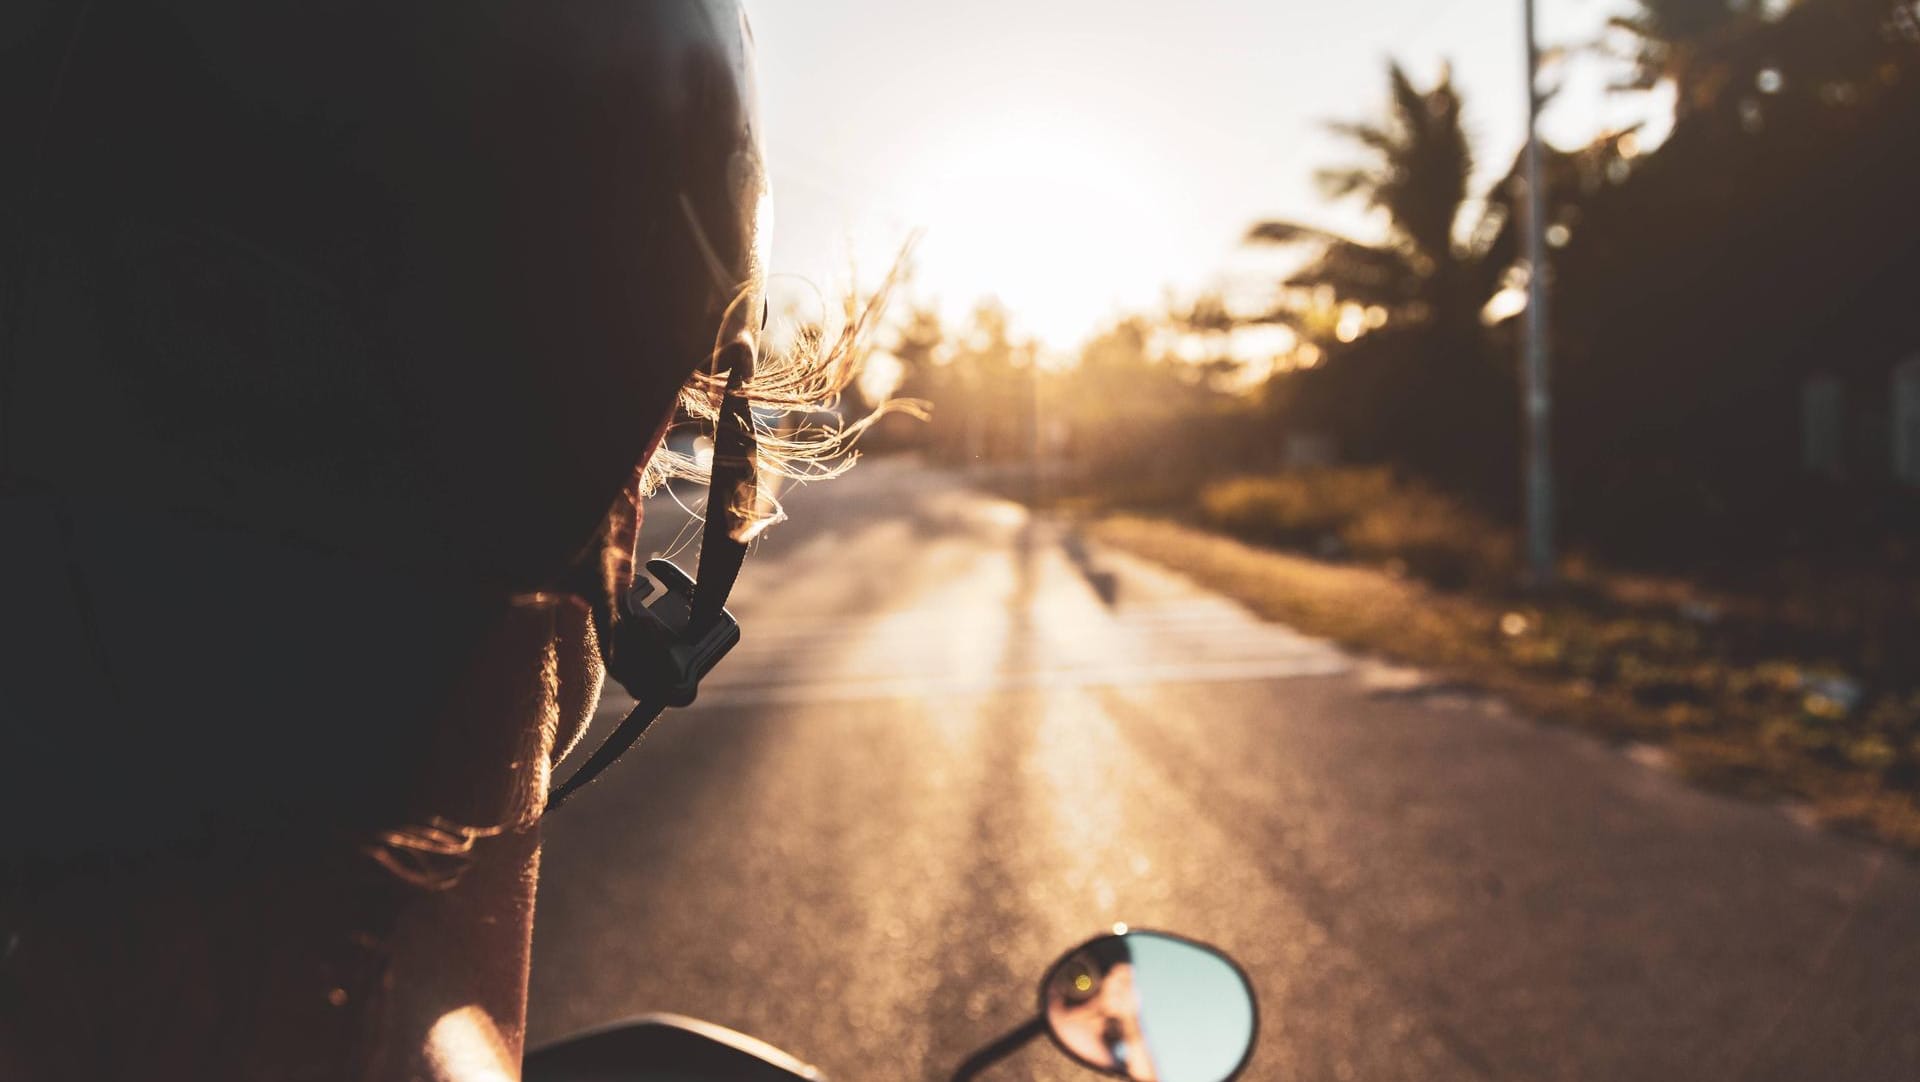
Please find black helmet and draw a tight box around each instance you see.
[0,0,770,866]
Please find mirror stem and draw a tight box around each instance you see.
[949,1015,1046,1082]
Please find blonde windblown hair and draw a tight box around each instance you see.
[640,254,927,537]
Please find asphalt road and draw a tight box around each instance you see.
[526,459,1920,1082]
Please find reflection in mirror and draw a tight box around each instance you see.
[1042,930,1256,1082]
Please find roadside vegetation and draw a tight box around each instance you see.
[1095,498,1920,853]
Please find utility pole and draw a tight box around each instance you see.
[1027,355,1042,507]
[1520,0,1556,587]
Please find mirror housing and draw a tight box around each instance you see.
[1040,928,1258,1082]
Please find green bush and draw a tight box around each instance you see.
[1199,470,1390,546]
[1198,469,1515,588]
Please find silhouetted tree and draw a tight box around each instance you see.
[1243,62,1515,499]
[1551,0,1920,560]
[856,303,945,452]
[1602,0,1772,122]
[906,300,1042,464]
[879,304,943,406]
[1247,63,1501,331]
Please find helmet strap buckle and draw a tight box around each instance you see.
[606,558,741,710]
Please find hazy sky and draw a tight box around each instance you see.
[745,0,1655,350]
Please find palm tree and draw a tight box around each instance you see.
[1602,0,1770,122]
[1242,62,1519,496]
[1245,61,1502,361]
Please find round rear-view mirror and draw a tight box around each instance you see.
[1040,928,1257,1082]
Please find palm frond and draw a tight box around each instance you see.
[1388,62,1426,131]
[1284,240,1421,307]
[1313,165,1385,204]
[1324,120,1402,157]
[1245,220,1348,246]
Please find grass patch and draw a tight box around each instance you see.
[1198,469,1514,588]
[1093,513,1920,853]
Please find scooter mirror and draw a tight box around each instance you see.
[1040,929,1257,1082]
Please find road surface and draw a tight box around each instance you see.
[527,459,1920,1081]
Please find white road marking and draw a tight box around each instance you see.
[695,595,1349,707]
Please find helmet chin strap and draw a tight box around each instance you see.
[545,338,757,813]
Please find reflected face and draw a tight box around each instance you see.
[1046,952,1160,1081]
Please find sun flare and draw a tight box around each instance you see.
[891,118,1173,350]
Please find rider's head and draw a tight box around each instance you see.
[3,0,772,865]
[0,2,852,1077]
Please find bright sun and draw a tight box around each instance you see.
[891,118,1172,351]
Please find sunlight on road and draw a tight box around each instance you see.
[540,462,1920,1082]
[686,493,1348,709]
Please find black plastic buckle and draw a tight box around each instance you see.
[605,558,740,708]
